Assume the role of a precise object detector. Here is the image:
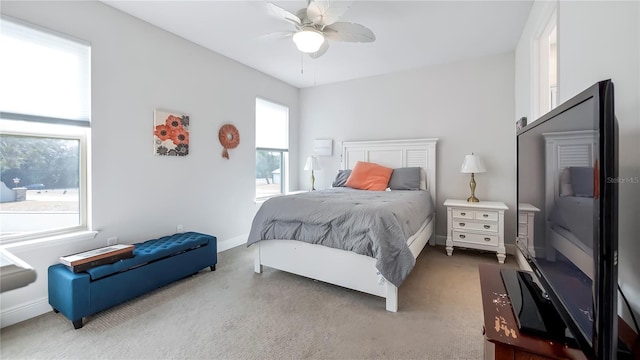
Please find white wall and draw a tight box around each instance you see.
[515,0,640,325]
[0,1,299,327]
[298,53,516,247]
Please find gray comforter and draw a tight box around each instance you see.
[247,188,435,287]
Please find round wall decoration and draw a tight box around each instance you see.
[218,124,240,159]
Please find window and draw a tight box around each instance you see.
[255,98,289,200]
[547,26,558,110]
[534,9,558,120]
[0,16,91,243]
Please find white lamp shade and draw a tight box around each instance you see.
[460,154,486,173]
[293,29,325,53]
[304,156,319,171]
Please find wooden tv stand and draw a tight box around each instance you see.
[479,264,640,360]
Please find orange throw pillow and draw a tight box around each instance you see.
[345,161,394,191]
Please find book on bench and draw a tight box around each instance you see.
[60,244,135,273]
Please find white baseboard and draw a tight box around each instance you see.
[1,296,50,328]
[217,234,247,252]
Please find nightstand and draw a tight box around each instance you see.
[444,199,508,263]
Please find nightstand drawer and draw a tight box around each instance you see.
[452,231,498,247]
[475,210,498,221]
[452,209,474,219]
[453,220,498,233]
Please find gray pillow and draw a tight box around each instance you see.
[388,167,421,190]
[332,170,352,187]
[569,167,594,197]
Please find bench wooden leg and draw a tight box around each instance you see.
[72,319,83,329]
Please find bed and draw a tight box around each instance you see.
[248,138,438,312]
[544,130,597,279]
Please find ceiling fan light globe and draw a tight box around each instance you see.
[293,29,325,53]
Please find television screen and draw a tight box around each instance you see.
[514,80,618,359]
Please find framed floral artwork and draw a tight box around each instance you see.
[153,109,189,156]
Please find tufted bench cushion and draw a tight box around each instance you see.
[85,232,211,281]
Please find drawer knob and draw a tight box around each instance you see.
[459,234,466,239]
[460,212,466,216]
[484,237,491,242]
[484,225,490,229]
[483,214,488,218]
[459,223,466,227]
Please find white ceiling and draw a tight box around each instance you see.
[102,1,533,89]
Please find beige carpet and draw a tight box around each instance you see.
[1,244,516,360]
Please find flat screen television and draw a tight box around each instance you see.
[509,79,625,359]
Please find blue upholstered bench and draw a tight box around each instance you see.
[48,232,217,329]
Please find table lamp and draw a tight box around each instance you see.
[304,156,319,191]
[460,153,486,202]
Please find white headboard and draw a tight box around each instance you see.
[341,138,438,202]
[544,130,597,214]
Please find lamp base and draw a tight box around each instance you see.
[310,170,315,191]
[467,173,480,202]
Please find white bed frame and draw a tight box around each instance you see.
[544,130,596,279]
[254,138,438,312]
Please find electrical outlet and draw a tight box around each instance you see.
[176,225,184,233]
[107,237,118,245]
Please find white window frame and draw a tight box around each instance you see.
[255,97,289,201]
[531,7,558,122]
[0,121,91,244]
[0,16,91,244]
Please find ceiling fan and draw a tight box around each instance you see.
[265,0,376,58]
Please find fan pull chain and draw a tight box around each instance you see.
[300,53,304,74]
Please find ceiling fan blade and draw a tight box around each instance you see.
[323,22,375,42]
[309,39,329,59]
[267,2,301,27]
[258,31,295,40]
[307,1,351,26]
[295,8,309,23]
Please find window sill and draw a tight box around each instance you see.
[2,230,98,251]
